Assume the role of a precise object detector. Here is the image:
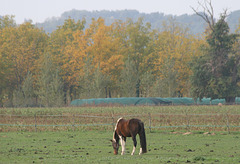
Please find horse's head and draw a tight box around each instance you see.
[110,139,119,155]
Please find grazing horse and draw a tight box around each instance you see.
[111,118,147,155]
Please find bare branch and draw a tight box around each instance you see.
[205,0,214,26]
[191,0,215,31]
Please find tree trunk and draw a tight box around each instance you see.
[225,97,235,105]
[105,87,107,98]
[66,88,71,105]
[108,89,111,98]
[136,79,140,97]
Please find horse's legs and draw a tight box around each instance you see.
[139,147,143,155]
[120,136,126,155]
[131,136,137,155]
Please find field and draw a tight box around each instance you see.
[1,131,240,163]
[0,105,240,132]
[0,105,240,163]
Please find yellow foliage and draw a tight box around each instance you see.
[0,22,48,88]
[154,28,205,96]
[0,16,208,100]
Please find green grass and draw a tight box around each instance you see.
[1,130,240,163]
[1,106,240,163]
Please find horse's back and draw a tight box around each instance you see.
[128,119,142,134]
[128,118,142,126]
[116,118,142,137]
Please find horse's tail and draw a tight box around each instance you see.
[139,121,147,153]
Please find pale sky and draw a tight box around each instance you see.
[1,0,240,24]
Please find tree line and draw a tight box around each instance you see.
[0,10,240,107]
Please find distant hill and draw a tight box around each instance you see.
[32,9,240,34]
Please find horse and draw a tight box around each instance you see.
[110,118,147,155]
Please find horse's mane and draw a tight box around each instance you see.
[113,117,123,141]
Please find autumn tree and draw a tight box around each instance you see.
[153,18,202,97]
[0,19,47,106]
[0,14,225,106]
[80,18,124,98]
[0,15,16,106]
[0,15,16,28]
[47,18,86,103]
[122,18,154,97]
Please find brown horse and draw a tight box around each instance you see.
[111,118,147,155]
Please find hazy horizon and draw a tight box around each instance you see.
[1,0,240,24]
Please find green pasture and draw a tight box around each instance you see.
[1,130,240,163]
[0,106,240,163]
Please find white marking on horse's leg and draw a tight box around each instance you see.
[120,137,125,155]
[139,148,143,155]
[131,146,136,155]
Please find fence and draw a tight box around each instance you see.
[1,112,239,133]
[70,97,240,106]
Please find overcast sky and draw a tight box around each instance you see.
[1,0,240,24]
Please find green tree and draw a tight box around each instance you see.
[37,53,64,107]
[140,71,155,97]
[22,72,35,107]
[12,72,35,107]
[124,18,154,97]
[93,66,109,98]
[12,87,25,107]
[191,12,239,103]
[120,56,138,97]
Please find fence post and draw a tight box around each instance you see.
[72,114,75,131]
[148,113,151,133]
[225,113,230,134]
[186,113,190,131]
[184,110,190,131]
[34,113,37,132]
[112,113,115,131]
